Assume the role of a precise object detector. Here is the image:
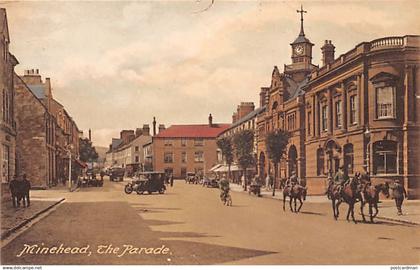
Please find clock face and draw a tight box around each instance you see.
[294,45,304,55]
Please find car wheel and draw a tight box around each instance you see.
[124,185,133,194]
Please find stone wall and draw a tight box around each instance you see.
[14,74,49,188]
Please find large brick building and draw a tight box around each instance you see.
[153,115,229,178]
[0,8,18,200]
[256,8,420,198]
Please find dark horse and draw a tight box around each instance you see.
[360,182,389,223]
[327,177,361,223]
[283,184,307,213]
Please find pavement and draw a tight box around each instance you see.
[1,189,66,240]
[1,178,419,265]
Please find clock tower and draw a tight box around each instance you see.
[286,5,316,82]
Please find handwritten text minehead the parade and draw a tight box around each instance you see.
[16,243,171,258]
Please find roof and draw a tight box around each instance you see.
[292,34,311,44]
[285,76,309,101]
[155,124,230,139]
[27,85,45,99]
[225,106,266,132]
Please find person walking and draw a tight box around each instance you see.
[391,179,407,215]
[170,174,174,187]
[21,174,31,207]
[9,175,19,207]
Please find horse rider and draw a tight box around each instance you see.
[219,175,230,201]
[287,171,299,187]
[333,165,349,194]
[391,179,407,215]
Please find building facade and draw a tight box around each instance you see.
[14,74,56,188]
[217,103,266,181]
[255,10,420,197]
[153,115,229,178]
[0,8,18,200]
[104,125,152,174]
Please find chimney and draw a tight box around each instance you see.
[321,40,335,66]
[208,113,213,127]
[152,117,156,136]
[260,87,269,107]
[142,124,150,136]
[120,130,135,144]
[232,112,238,123]
[237,102,255,120]
[158,124,165,134]
[88,129,91,141]
[135,128,143,137]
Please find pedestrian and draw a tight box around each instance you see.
[391,179,407,216]
[21,174,31,207]
[170,173,174,187]
[9,175,19,207]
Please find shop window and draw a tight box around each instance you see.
[373,140,397,174]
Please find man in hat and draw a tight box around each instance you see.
[391,179,407,215]
[21,174,31,207]
[333,165,349,194]
[287,171,299,187]
[9,175,19,207]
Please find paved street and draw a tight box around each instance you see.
[1,178,419,265]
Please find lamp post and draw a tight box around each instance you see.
[364,127,371,173]
[66,144,74,191]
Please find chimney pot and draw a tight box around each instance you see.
[208,113,213,127]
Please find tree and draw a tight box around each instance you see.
[79,138,99,163]
[217,137,234,180]
[233,130,255,191]
[265,129,290,196]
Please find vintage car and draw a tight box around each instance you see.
[202,176,219,188]
[109,167,125,182]
[125,171,166,195]
[185,172,197,184]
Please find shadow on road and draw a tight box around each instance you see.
[1,201,275,265]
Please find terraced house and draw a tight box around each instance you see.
[256,8,420,198]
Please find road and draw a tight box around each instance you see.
[1,178,419,265]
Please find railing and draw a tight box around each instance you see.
[370,36,404,50]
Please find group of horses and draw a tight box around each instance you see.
[327,176,390,223]
[279,175,391,224]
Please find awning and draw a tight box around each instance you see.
[209,164,223,172]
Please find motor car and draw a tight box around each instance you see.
[109,167,125,182]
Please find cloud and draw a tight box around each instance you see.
[5,1,420,146]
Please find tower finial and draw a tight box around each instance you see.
[296,4,307,36]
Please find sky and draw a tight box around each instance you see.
[3,0,419,147]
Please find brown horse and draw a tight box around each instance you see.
[283,184,307,213]
[327,177,361,223]
[360,182,389,223]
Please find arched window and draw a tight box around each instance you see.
[317,148,325,176]
[343,144,354,174]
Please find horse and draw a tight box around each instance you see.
[360,182,389,223]
[283,184,307,213]
[328,177,361,223]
